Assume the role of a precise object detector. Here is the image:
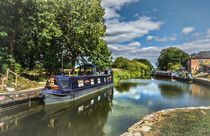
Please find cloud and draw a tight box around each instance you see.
[129,41,141,47]
[109,38,210,66]
[102,0,139,9]
[207,28,210,34]
[146,35,176,42]
[105,16,163,43]
[153,8,158,12]
[154,36,177,42]
[102,0,139,19]
[104,8,120,19]
[182,26,195,34]
[146,35,154,40]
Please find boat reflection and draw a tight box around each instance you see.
[0,87,114,136]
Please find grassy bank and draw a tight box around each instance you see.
[0,73,46,93]
[122,107,210,136]
[149,109,210,136]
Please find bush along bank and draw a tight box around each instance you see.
[112,57,152,82]
[113,68,150,82]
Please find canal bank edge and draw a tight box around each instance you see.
[0,87,43,110]
[121,106,210,136]
[193,77,210,87]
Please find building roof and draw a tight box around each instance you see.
[191,51,210,59]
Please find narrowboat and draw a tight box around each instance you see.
[155,71,176,79]
[42,64,114,105]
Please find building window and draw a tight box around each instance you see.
[78,80,84,87]
[97,78,101,84]
[91,78,94,85]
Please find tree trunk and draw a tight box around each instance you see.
[71,55,77,74]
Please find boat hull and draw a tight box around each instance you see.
[42,83,114,105]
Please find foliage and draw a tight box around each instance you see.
[168,63,183,71]
[0,0,111,74]
[201,62,210,72]
[112,57,152,81]
[158,47,189,70]
[134,58,154,70]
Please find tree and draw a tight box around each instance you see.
[134,58,154,70]
[0,0,111,73]
[157,47,189,70]
[56,0,111,72]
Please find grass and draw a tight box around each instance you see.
[0,73,46,93]
[149,109,210,136]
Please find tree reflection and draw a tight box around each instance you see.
[158,84,185,99]
[0,88,114,136]
[115,81,148,93]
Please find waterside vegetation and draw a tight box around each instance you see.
[112,57,153,82]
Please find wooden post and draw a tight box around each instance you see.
[6,69,9,83]
[15,75,18,88]
[1,75,4,90]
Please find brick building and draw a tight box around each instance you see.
[187,51,210,74]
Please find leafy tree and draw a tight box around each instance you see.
[157,47,189,70]
[134,58,154,70]
[113,57,150,75]
[56,0,111,72]
[1,0,111,73]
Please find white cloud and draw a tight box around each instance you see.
[146,35,154,41]
[105,16,163,43]
[129,41,141,47]
[146,35,176,42]
[182,26,195,34]
[154,36,176,42]
[109,38,210,65]
[102,0,139,19]
[104,8,120,19]
[102,0,139,9]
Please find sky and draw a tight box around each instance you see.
[101,0,210,66]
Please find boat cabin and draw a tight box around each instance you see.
[43,65,113,95]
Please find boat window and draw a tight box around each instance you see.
[109,76,112,81]
[104,77,106,82]
[60,78,69,88]
[97,78,101,84]
[91,78,94,85]
[78,80,84,87]
[45,77,59,90]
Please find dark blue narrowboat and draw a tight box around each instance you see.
[42,64,114,104]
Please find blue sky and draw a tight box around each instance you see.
[102,0,210,65]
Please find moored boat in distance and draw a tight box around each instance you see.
[42,64,114,105]
[154,71,176,79]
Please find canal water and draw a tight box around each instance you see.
[0,79,210,136]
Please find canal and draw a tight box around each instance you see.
[0,79,210,136]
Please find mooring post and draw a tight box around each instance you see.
[1,75,4,90]
[15,75,18,88]
[6,69,9,83]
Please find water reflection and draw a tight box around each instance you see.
[190,84,210,99]
[0,87,114,136]
[158,84,185,99]
[0,80,210,136]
